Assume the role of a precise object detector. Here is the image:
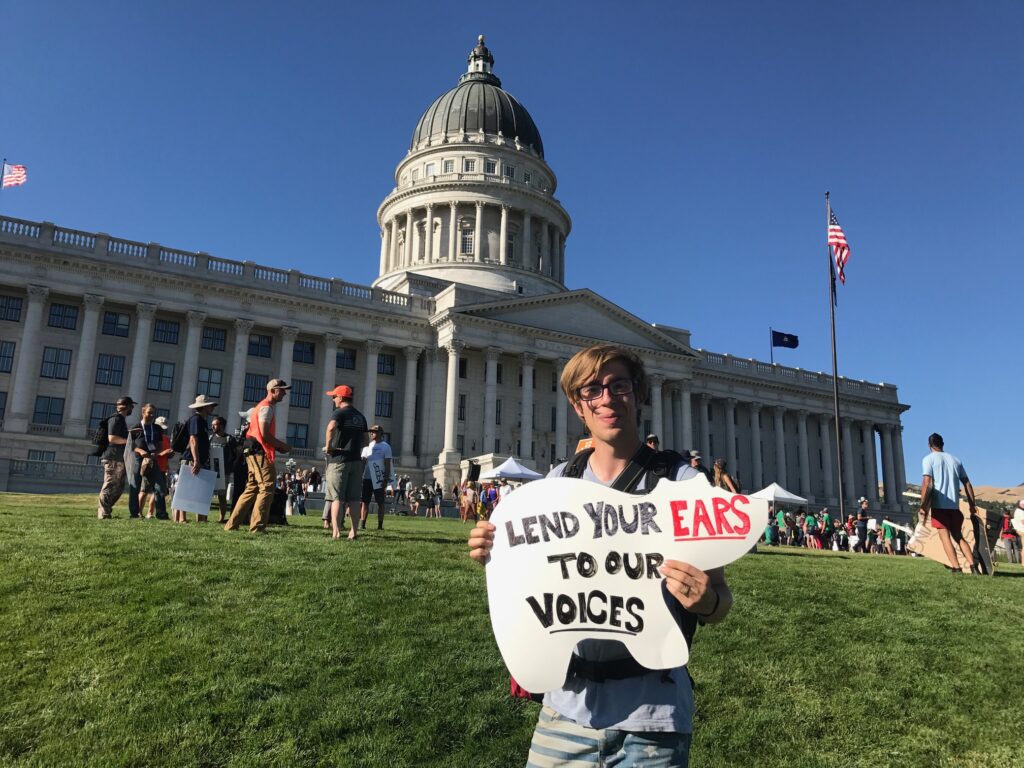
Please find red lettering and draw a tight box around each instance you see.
[670,500,689,537]
[730,495,751,534]
[692,499,715,537]
[711,497,736,535]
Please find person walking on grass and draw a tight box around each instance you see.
[224,380,291,534]
[468,343,733,767]
[97,396,136,519]
[359,425,393,530]
[919,432,977,574]
[132,404,171,520]
[175,395,217,523]
[209,415,239,524]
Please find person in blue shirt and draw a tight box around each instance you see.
[919,432,977,573]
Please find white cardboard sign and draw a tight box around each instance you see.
[170,468,217,515]
[485,475,768,693]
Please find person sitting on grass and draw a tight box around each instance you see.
[468,343,733,768]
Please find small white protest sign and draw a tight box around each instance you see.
[485,475,768,693]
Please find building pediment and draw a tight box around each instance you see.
[446,289,699,358]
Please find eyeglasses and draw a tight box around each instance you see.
[577,378,634,402]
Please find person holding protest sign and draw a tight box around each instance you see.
[919,432,977,574]
[468,344,733,768]
[360,425,393,530]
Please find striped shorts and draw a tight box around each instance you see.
[526,706,691,767]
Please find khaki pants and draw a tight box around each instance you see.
[97,459,126,517]
[224,454,275,532]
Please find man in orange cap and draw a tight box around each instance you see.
[323,384,368,540]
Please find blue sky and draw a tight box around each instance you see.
[3,1,1022,486]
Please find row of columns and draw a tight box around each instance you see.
[650,387,906,508]
[379,202,566,282]
[437,342,569,469]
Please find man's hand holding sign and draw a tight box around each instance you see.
[468,343,764,767]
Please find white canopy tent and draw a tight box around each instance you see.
[751,482,808,506]
[478,457,545,482]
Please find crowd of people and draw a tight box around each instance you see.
[763,498,910,554]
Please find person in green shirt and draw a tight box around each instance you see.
[804,511,820,549]
[881,516,896,555]
[820,508,834,549]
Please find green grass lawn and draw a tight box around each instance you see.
[1,493,1022,768]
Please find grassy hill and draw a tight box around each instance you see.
[1,494,1022,768]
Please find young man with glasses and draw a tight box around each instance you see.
[468,344,733,767]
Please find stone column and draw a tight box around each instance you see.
[404,210,413,266]
[861,421,878,503]
[555,357,568,462]
[423,204,434,262]
[448,202,458,261]
[558,231,566,283]
[319,332,342,444]
[699,394,711,460]
[773,406,787,485]
[427,347,446,460]
[750,404,763,489]
[842,418,856,504]
[389,219,399,272]
[5,285,50,432]
[473,201,483,262]
[670,385,684,451]
[439,340,464,463]
[379,226,389,275]
[64,293,104,437]
[483,347,500,455]
[521,212,532,268]
[175,310,207,418]
[499,205,509,265]
[725,398,737,475]
[127,302,158,403]
[275,326,299,431]
[881,425,896,507]
[649,374,665,442]
[661,389,673,448]
[520,352,536,460]
[541,220,551,274]
[820,414,835,503]
[361,340,381,420]
[681,385,693,450]
[893,425,907,508]
[797,410,811,499]
[400,346,421,463]
[226,318,254,426]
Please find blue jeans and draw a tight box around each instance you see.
[527,706,691,767]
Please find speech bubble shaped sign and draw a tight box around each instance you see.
[485,475,768,693]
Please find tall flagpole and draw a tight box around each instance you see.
[826,192,846,524]
[769,327,774,365]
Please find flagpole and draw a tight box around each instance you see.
[826,192,846,525]
[769,327,774,365]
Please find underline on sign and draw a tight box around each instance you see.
[674,535,748,541]
[549,628,637,636]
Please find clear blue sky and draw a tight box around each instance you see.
[3,1,1022,486]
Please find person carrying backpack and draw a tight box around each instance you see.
[96,396,137,519]
[468,344,734,768]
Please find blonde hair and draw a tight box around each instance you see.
[560,344,647,408]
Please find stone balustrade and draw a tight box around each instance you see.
[698,350,898,402]
[0,214,434,314]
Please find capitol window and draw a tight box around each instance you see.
[102,311,130,337]
[503,164,515,180]
[40,347,72,380]
[425,162,435,176]
[443,159,454,173]
[463,158,476,173]
[460,227,474,255]
[523,171,532,184]
[411,169,419,181]
[485,159,496,174]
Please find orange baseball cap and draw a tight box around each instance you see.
[326,385,354,398]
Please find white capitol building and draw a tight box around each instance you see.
[0,38,908,514]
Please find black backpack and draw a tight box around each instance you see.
[89,416,112,457]
[170,421,190,453]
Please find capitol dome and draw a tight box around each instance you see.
[409,36,544,157]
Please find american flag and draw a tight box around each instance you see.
[828,209,849,284]
[1,163,27,189]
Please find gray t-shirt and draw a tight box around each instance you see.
[543,458,702,733]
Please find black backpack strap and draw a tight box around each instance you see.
[561,448,594,479]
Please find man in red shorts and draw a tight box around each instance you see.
[919,432,977,573]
